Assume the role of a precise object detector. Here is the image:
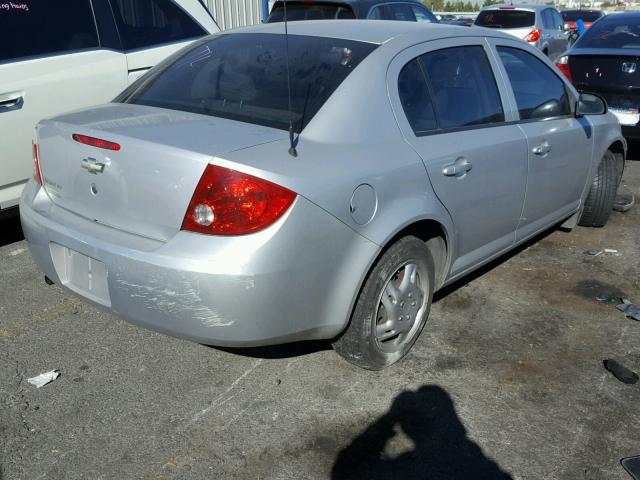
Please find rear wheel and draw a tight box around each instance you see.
[579,151,620,227]
[332,236,435,370]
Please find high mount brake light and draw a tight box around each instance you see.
[524,27,541,43]
[556,55,572,83]
[72,133,121,151]
[181,164,297,235]
[33,142,43,186]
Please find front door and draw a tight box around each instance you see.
[491,42,593,241]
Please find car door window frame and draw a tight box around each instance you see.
[390,39,511,138]
[487,40,578,124]
[106,0,208,53]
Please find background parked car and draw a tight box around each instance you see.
[21,22,625,370]
[474,4,569,60]
[556,12,640,140]
[561,9,605,32]
[440,17,475,27]
[267,0,438,23]
[0,0,218,217]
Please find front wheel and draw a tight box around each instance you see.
[579,150,620,227]
[332,236,435,370]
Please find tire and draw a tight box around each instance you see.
[579,150,620,227]
[332,236,435,370]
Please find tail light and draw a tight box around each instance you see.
[181,164,297,235]
[33,141,43,186]
[72,133,120,151]
[556,55,572,83]
[524,27,541,43]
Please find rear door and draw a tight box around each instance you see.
[490,41,592,241]
[108,0,216,83]
[388,38,528,277]
[0,0,127,209]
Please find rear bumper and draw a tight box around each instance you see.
[20,181,379,347]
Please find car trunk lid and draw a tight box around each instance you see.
[570,50,640,92]
[37,104,287,241]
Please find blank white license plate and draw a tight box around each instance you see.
[50,243,111,306]
[609,107,639,126]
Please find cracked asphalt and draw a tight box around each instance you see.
[1,159,639,480]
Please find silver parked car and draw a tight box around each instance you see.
[475,4,569,60]
[21,21,625,370]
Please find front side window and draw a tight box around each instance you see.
[120,33,377,131]
[420,46,505,129]
[497,46,571,120]
[0,0,98,62]
[109,0,206,51]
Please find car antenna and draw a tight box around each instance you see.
[283,0,298,157]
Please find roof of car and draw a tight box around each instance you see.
[480,3,553,11]
[231,19,511,45]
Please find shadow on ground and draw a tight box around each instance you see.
[332,385,512,480]
[0,214,23,248]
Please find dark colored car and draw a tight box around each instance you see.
[441,17,474,27]
[556,12,640,139]
[561,9,604,31]
[267,0,438,23]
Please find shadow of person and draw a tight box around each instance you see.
[332,385,512,480]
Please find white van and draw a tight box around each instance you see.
[0,0,218,215]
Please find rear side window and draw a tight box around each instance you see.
[0,0,99,62]
[369,3,436,21]
[411,5,438,23]
[268,4,355,21]
[475,10,535,29]
[398,59,437,132]
[120,33,377,131]
[497,47,571,120]
[421,46,504,129]
[109,0,206,51]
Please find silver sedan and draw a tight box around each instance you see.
[21,21,625,369]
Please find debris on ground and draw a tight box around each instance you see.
[584,250,603,257]
[603,360,639,385]
[613,193,635,213]
[27,370,61,388]
[604,248,619,254]
[621,455,640,480]
[617,300,640,321]
[595,294,625,304]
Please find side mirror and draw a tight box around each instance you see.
[576,93,607,116]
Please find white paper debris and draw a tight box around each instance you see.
[604,249,618,254]
[27,370,60,388]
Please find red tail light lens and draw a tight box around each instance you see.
[33,141,43,186]
[556,55,572,83]
[72,133,120,151]
[181,164,297,235]
[524,28,541,43]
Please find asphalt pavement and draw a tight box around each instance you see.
[1,158,639,480]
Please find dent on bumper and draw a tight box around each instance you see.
[20,181,380,346]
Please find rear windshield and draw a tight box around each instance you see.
[475,10,535,29]
[267,3,356,22]
[561,10,602,22]
[119,33,377,131]
[576,16,640,49]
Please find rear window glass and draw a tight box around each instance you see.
[561,10,602,22]
[576,16,640,49]
[120,33,377,131]
[0,0,98,62]
[475,10,535,29]
[267,4,355,21]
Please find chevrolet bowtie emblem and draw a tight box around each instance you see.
[81,157,105,174]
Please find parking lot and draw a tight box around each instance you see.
[0,156,638,479]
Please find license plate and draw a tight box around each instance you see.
[49,243,111,306]
[609,107,640,126]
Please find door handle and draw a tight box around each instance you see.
[532,141,551,156]
[0,95,24,113]
[442,157,473,177]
